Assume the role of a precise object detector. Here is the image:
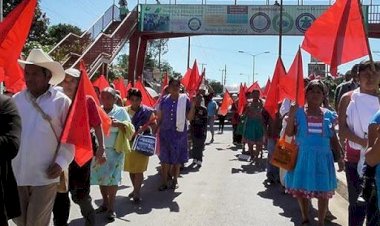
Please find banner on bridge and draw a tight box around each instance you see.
[139,4,368,36]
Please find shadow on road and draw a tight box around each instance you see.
[231,158,266,175]
[119,173,181,217]
[258,185,344,226]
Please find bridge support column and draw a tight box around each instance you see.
[128,33,139,86]
[135,37,148,80]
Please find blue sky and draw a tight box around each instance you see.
[40,0,380,86]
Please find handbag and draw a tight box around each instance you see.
[270,136,298,171]
[132,133,156,156]
[28,93,68,193]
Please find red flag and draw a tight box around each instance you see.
[238,83,247,115]
[134,79,156,107]
[93,75,110,92]
[280,48,305,106]
[264,58,287,119]
[181,60,201,97]
[113,77,126,99]
[0,0,36,92]
[247,81,263,97]
[218,91,234,116]
[301,0,368,76]
[124,82,132,106]
[80,62,111,135]
[61,69,93,167]
[262,78,271,97]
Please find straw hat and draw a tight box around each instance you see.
[65,68,80,78]
[18,49,65,85]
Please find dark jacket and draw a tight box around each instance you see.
[0,95,21,225]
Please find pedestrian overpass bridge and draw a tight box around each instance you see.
[49,2,380,83]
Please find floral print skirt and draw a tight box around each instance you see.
[91,147,124,186]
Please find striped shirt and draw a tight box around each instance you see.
[307,116,323,135]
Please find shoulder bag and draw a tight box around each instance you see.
[28,93,68,193]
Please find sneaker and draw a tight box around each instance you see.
[197,161,202,167]
[192,159,198,164]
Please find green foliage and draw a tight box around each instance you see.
[147,39,168,64]
[47,23,82,45]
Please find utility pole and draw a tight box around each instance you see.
[224,64,227,86]
[187,37,191,68]
[200,63,207,72]
[220,67,226,92]
[278,0,283,58]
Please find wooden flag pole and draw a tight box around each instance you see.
[295,47,300,105]
[357,0,375,69]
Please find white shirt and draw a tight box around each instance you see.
[12,87,75,186]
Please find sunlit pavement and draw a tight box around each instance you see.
[9,125,348,226]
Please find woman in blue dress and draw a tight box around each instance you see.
[285,80,344,225]
[91,87,131,221]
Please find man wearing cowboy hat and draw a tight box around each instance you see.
[12,49,75,226]
[52,68,105,226]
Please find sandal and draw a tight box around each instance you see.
[128,192,134,198]
[170,180,179,189]
[158,184,168,191]
[95,205,107,214]
[133,195,142,203]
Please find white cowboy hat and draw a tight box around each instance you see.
[18,49,65,85]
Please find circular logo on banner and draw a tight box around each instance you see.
[273,13,294,33]
[249,12,271,33]
[295,13,316,33]
[188,18,201,31]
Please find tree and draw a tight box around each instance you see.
[208,80,223,94]
[47,23,82,45]
[147,39,168,68]
[110,53,129,79]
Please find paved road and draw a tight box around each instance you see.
[10,126,348,226]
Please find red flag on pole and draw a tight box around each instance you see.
[301,0,369,76]
[0,0,36,92]
[181,60,201,97]
[218,90,234,116]
[80,61,111,135]
[262,78,271,98]
[134,79,156,107]
[113,77,126,99]
[264,58,287,119]
[61,70,93,167]
[93,75,110,92]
[280,48,305,106]
[238,83,247,115]
[247,81,263,97]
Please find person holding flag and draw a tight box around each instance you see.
[338,61,380,226]
[285,80,344,225]
[52,68,105,226]
[12,49,75,226]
